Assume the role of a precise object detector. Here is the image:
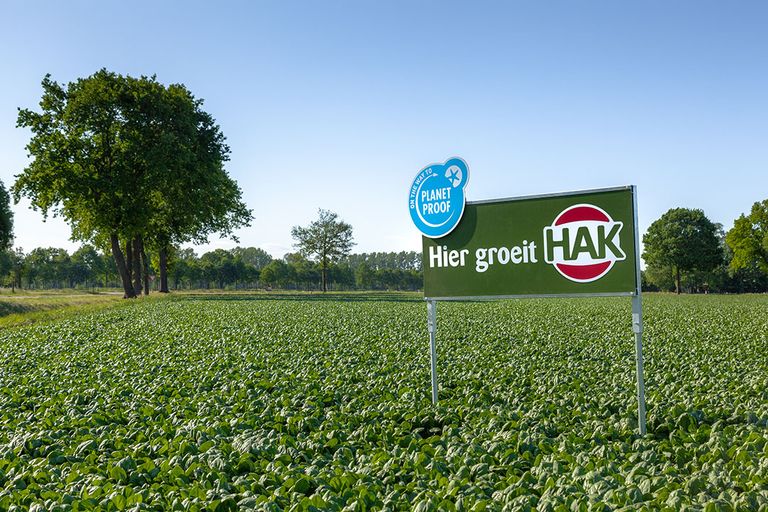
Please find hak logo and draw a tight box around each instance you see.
[544,204,626,282]
[409,158,469,238]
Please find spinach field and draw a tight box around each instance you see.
[1,294,767,511]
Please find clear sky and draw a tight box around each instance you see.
[1,1,766,258]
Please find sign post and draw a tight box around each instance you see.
[408,159,647,434]
[631,185,647,435]
[427,300,438,405]
[632,294,646,434]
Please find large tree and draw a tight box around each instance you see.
[642,208,723,294]
[291,209,354,292]
[726,199,768,274]
[13,70,250,297]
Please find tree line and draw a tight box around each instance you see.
[0,244,423,292]
[641,203,768,293]
[2,194,767,295]
[3,182,768,295]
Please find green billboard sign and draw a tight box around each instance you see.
[423,186,639,299]
[411,169,646,434]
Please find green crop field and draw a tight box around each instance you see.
[1,294,767,511]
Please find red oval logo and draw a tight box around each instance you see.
[544,204,626,283]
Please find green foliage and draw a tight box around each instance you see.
[0,245,424,292]
[259,259,294,288]
[14,70,250,244]
[643,208,723,292]
[23,248,72,288]
[142,81,252,249]
[14,246,116,289]
[355,262,374,289]
[198,249,248,289]
[642,264,676,292]
[726,199,768,273]
[230,247,272,270]
[283,252,318,286]
[343,251,422,272]
[1,294,767,509]
[14,71,137,239]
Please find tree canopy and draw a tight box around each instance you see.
[726,199,768,274]
[642,208,722,293]
[291,209,354,292]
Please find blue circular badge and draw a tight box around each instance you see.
[408,157,469,238]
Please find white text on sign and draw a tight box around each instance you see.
[428,242,538,273]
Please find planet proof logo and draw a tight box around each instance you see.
[544,204,626,282]
[409,158,469,238]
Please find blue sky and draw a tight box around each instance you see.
[1,1,766,258]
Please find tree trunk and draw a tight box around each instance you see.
[125,240,133,286]
[132,236,142,296]
[675,266,681,294]
[321,262,328,292]
[139,237,150,296]
[159,246,170,293]
[112,234,136,298]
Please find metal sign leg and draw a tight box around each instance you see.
[427,300,438,404]
[632,294,647,435]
